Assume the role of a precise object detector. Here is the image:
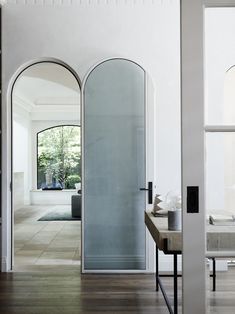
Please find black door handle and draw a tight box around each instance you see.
[139,182,153,204]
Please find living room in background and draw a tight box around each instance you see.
[12,61,81,270]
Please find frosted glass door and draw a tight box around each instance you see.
[83,59,146,271]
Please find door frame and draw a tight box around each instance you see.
[181,1,235,312]
[1,56,156,273]
[81,57,156,273]
[181,1,206,312]
[1,58,81,271]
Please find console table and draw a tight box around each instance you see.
[145,211,235,314]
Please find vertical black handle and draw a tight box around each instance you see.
[139,182,153,204]
[187,186,199,213]
[148,182,153,204]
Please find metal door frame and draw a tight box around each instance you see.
[81,57,156,274]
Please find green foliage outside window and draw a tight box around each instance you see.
[37,125,81,189]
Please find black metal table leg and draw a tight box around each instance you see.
[174,254,178,314]
[154,238,181,313]
[156,245,159,291]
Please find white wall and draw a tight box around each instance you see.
[30,190,76,205]
[13,104,32,206]
[1,0,181,271]
[13,173,24,210]
[2,0,181,195]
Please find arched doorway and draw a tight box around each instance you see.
[11,61,81,270]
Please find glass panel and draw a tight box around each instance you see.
[206,132,235,250]
[205,8,235,125]
[206,133,235,213]
[84,59,146,270]
[205,9,235,312]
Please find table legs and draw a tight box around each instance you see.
[155,250,217,313]
[174,254,178,314]
[156,245,159,291]
[155,245,178,313]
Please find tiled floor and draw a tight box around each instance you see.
[14,205,81,270]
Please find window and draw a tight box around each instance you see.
[37,125,81,190]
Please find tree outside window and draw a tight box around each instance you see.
[37,125,81,190]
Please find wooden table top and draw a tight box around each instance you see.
[145,211,235,253]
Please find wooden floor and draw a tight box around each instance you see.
[0,266,235,314]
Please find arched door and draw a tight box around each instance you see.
[83,59,148,271]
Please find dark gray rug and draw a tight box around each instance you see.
[38,209,81,221]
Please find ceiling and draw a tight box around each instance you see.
[13,62,80,119]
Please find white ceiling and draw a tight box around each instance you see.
[13,62,80,120]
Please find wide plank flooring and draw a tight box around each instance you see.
[0,266,235,313]
[0,266,169,314]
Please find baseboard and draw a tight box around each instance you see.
[1,257,8,272]
[84,255,146,270]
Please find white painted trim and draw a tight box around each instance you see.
[205,0,235,7]
[145,73,156,273]
[181,0,207,313]
[0,257,8,272]
[207,251,235,257]
[205,125,235,132]
[5,0,168,7]
[14,94,80,115]
[81,71,85,274]
[14,95,34,113]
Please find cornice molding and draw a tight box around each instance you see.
[14,94,79,114]
[5,0,173,6]
[31,105,80,112]
[14,95,35,112]
[34,96,79,106]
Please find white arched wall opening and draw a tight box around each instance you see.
[81,57,156,273]
[1,2,181,273]
[2,56,158,273]
[1,58,81,271]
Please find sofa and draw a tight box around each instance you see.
[71,193,81,218]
